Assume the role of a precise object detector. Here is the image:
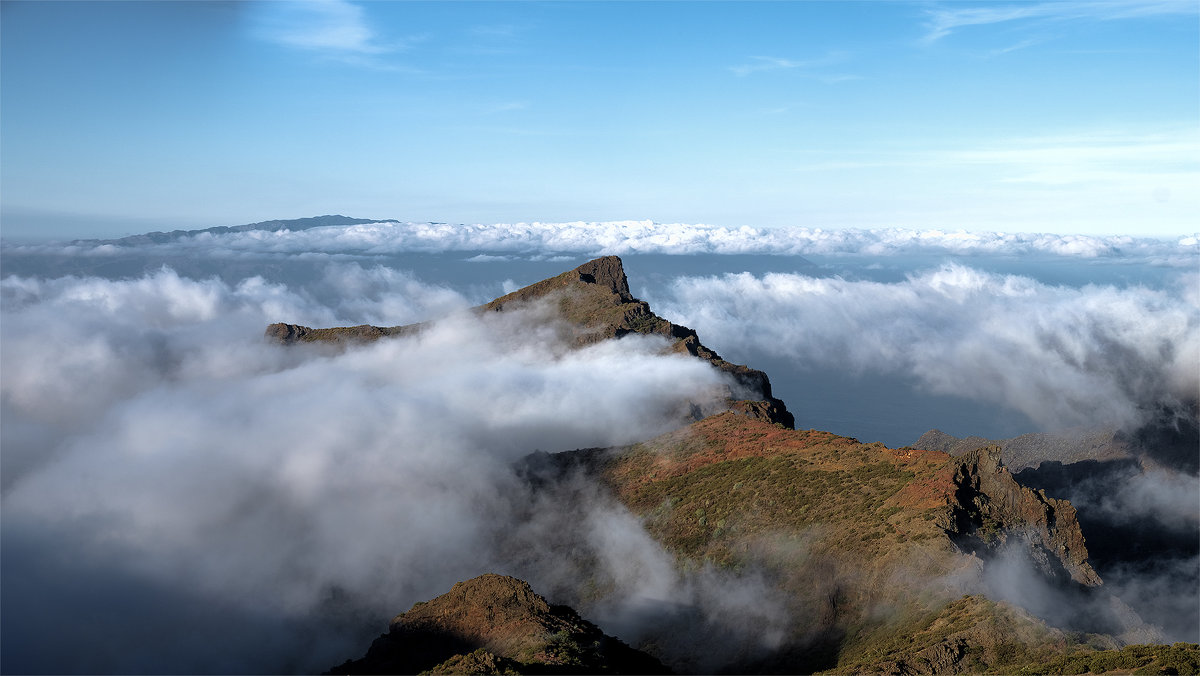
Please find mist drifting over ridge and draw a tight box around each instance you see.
[1,218,1198,673]
[2,265,794,673]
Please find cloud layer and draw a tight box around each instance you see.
[10,220,1196,264]
[3,248,1197,671]
[650,264,1199,434]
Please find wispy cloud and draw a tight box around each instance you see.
[470,23,522,38]
[817,73,863,84]
[989,38,1041,56]
[730,56,807,76]
[923,0,1197,43]
[729,52,848,77]
[251,0,412,66]
[481,101,529,114]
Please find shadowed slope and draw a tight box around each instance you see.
[329,574,669,675]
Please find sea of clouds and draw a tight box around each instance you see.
[649,264,1200,434]
[2,221,1198,672]
[0,265,790,673]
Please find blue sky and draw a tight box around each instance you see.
[1,0,1197,239]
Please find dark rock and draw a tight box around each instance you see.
[940,445,1101,587]
[573,255,633,301]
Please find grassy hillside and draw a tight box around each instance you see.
[570,412,1174,673]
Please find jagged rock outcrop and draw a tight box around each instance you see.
[267,256,794,428]
[937,445,1101,586]
[328,574,669,675]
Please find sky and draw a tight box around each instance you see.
[1,0,1198,239]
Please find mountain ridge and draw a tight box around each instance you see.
[266,255,794,428]
[81,214,398,247]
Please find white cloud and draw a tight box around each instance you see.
[251,0,396,55]
[651,265,1200,433]
[47,219,1195,264]
[729,53,849,77]
[730,56,809,76]
[0,266,788,673]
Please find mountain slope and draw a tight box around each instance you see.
[506,411,1136,673]
[585,414,1098,586]
[329,574,669,675]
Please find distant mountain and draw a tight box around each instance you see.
[284,257,1195,674]
[82,214,396,247]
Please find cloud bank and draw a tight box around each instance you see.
[10,220,1196,264]
[1,267,787,673]
[651,264,1199,434]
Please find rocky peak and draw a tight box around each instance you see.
[328,574,669,674]
[574,255,633,301]
[940,445,1101,587]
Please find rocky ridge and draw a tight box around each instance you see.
[267,256,794,428]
